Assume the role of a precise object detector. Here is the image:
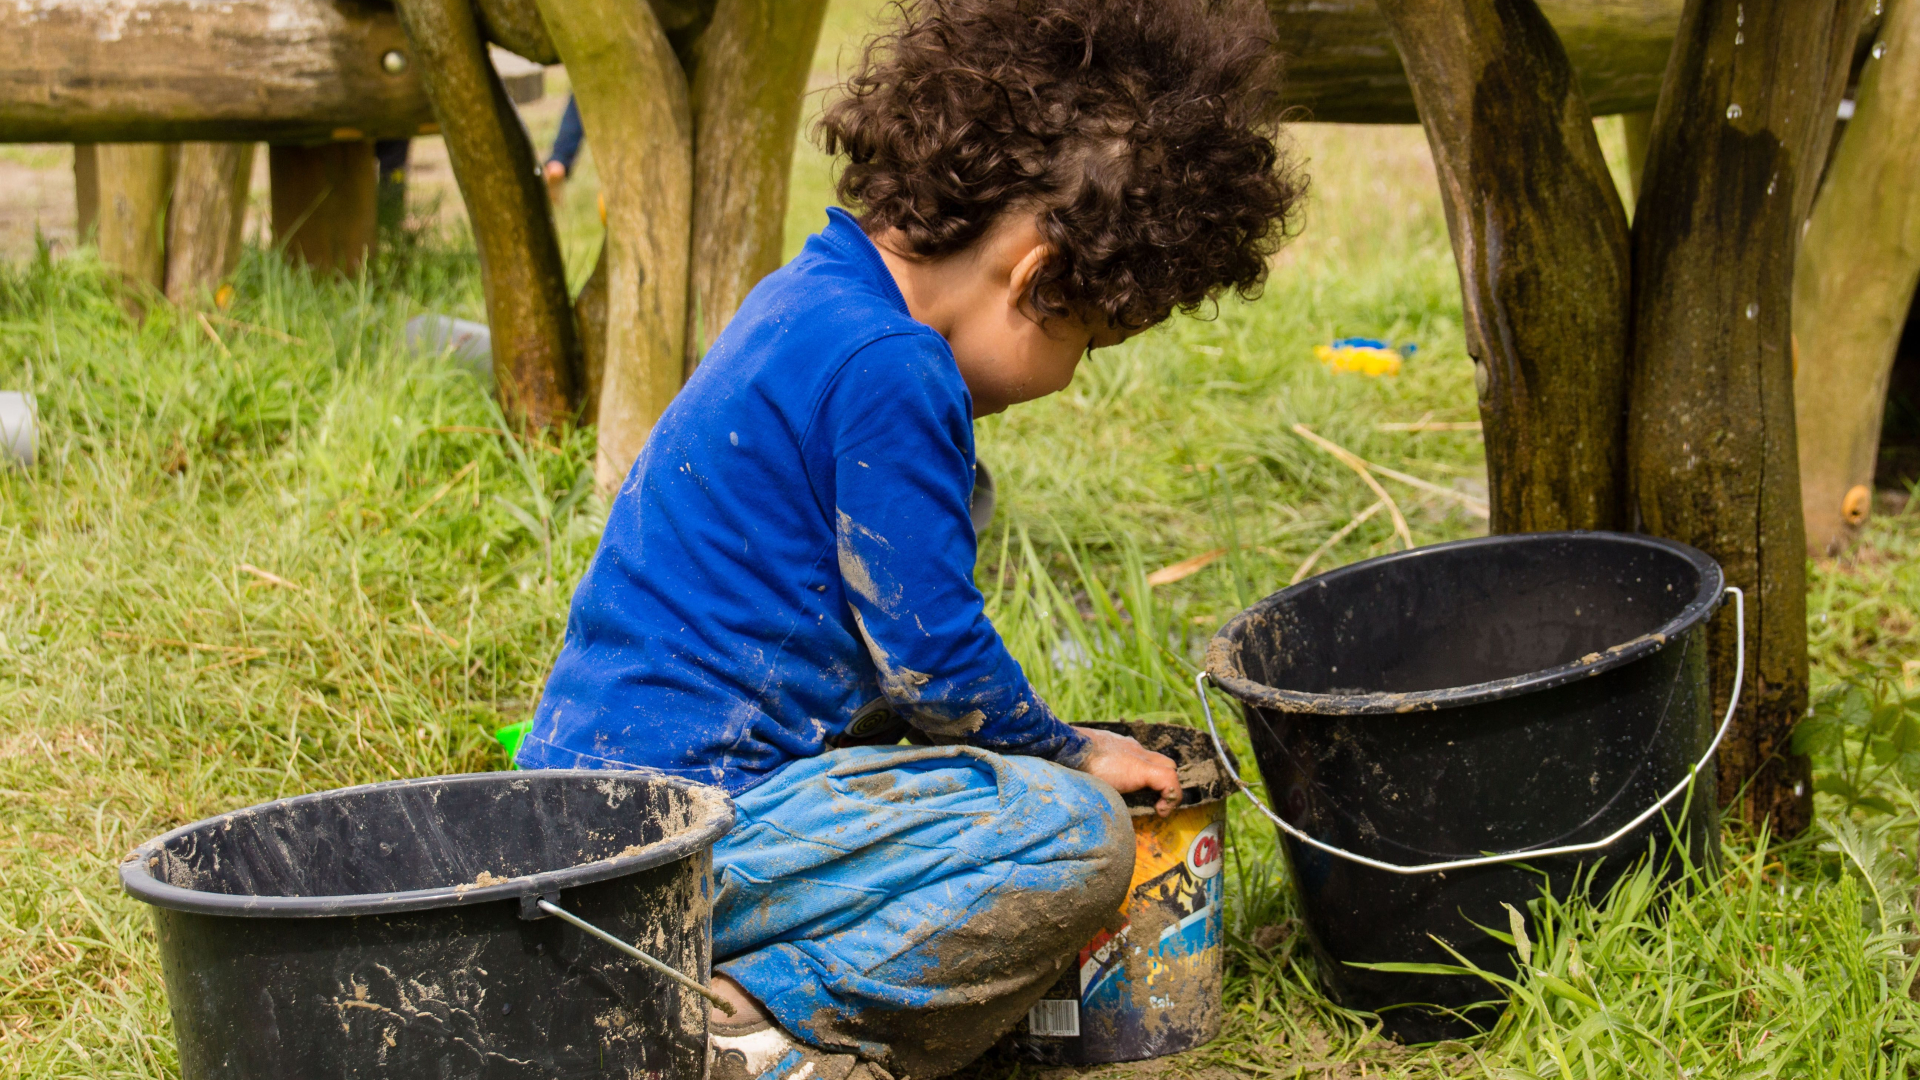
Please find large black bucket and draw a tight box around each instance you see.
[1202,532,1735,1042]
[121,770,734,1079]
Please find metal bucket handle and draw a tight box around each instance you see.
[1195,586,1745,876]
[526,896,736,1016]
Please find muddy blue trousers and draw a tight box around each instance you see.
[711,745,1134,1078]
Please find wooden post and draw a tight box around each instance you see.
[392,0,580,430]
[684,0,831,374]
[1627,0,1863,835]
[269,142,378,277]
[534,0,691,490]
[95,143,177,296]
[167,143,255,302]
[72,144,98,239]
[1377,0,1633,532]
[1795,0,1920,556]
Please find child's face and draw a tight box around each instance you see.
[874,214,1134,417]
[947,288,1128,417]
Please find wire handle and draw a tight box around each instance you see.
[534,898,736,1016]
[1196,586,1745,876]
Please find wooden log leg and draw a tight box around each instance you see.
[269,142,377,277]
[1377,0,1632,532]
[73,144,99,240]
[1795,0,1920,556]
[535,0,691,489]
[684,0,831,375]
[95,143,178,301]
[1627,0,1864,835]
[392,0,579,431]
[167,143,256,303]
[574,243,608,424]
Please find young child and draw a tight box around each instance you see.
[517,0,1300,1076]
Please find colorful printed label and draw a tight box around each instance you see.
[1020,801,1226,1063]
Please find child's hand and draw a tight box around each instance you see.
[1071,726,1183,817]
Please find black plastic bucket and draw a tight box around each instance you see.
[120,770,734,1078]
[1202,532,1732,1042]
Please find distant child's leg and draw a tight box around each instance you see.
[711,745,1134,1079]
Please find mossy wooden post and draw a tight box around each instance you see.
[269,142,378,276]
[394,0,580,431]
[1794,0,1920,556]
[684,0,831,375]
[95,143,177,298]
[167,143,255,303]
[1628,0,1863,834]
[1377,0,1633,532]
[534,0,692,490]
[574,246,609,423]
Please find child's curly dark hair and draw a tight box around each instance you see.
[819,0,1302,332]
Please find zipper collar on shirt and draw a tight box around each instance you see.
[821,207,912,318]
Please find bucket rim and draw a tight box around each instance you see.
[118,770,736,918]
[1204,530,1724,716]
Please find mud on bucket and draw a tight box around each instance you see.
[1199,532,1739,1042]
[120,771,734,1079]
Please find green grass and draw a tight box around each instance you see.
[5,9,1920,1078]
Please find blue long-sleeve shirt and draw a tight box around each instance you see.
[517,208,1089,793]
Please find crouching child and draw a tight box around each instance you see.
[516,0,1301,1075]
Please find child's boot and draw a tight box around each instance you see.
[709,1019,892,1080]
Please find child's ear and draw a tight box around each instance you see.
[1005,239,1053,322]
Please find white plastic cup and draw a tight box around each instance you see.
[0,392,35,468]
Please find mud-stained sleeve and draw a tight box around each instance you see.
[820,333,1089,767]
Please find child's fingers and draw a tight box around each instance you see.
[1148,752,1183,816]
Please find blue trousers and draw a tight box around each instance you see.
[712,745,1134,1078]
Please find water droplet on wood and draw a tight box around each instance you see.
[1726,103,1743,120]
[1745,302,1759,319]
[1873,41,1888,59]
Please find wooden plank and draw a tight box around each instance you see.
[1,0,1679,143]
[95,143,175,294]
[72,143,98,237]
[1269,0,1682,122]
[0,0,435,143]
[167,142,254,301]
[270,141,377,276]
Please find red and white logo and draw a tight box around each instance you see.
[1185,820,1225,880]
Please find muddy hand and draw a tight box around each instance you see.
[1071,725,1183,816]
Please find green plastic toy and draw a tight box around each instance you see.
[493,719,532,768]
